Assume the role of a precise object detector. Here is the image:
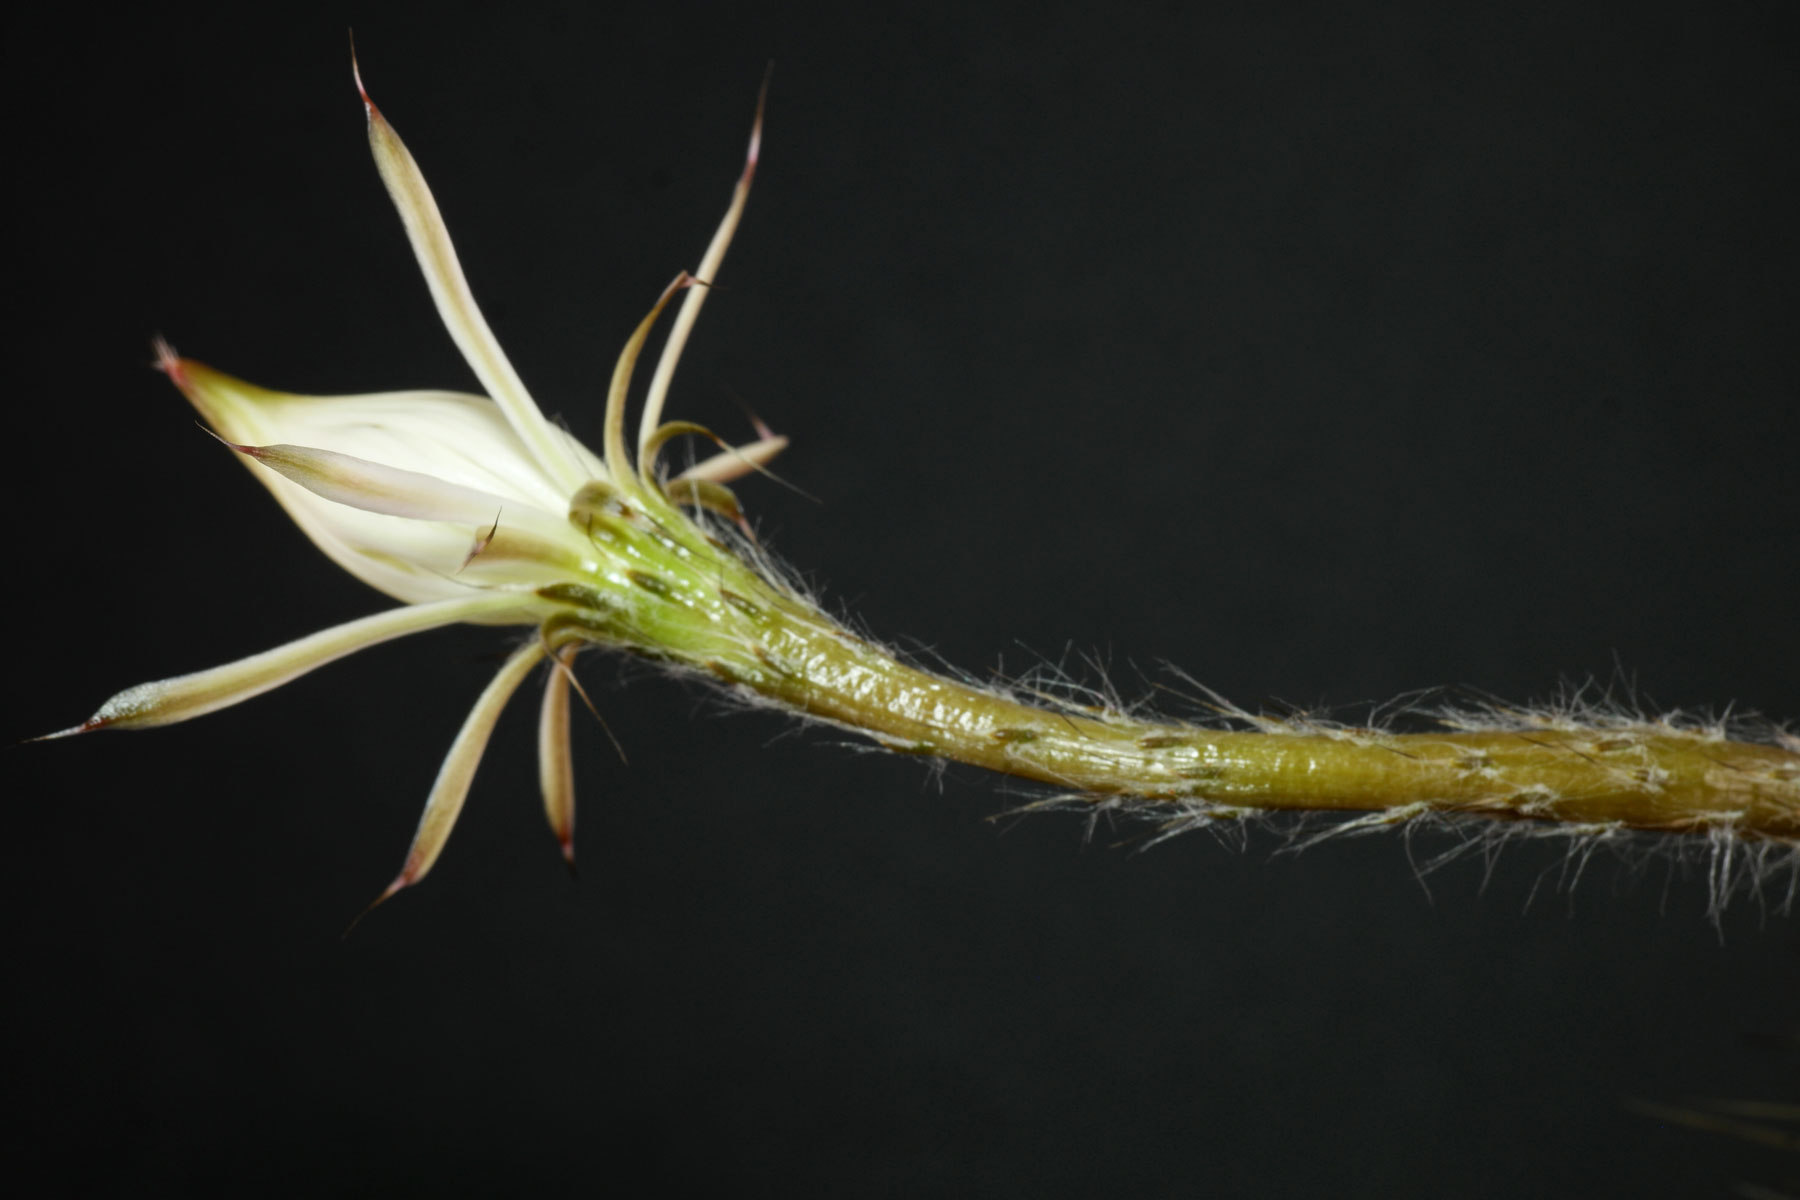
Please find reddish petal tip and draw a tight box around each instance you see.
[192,424,256,457]
[29,718,108,744]
[342,873,408,939]
[743,63,772,178]
[150,337,190,388]
[348,32,376,117]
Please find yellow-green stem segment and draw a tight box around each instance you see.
[544,490,1800,843]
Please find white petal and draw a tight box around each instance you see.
[163,354,596,604]
[47,592,531,735]
[165,352,594,510]
[227,439,571,546]
[356,70,590,498]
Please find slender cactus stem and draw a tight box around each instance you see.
[746,615,1799,840]
[549,488,1800,845]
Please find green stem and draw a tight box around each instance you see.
[754,610,1798,838]
[551,494,1800,843]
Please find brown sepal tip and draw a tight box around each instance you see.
[28,717,110,744]
[348,32,378,119]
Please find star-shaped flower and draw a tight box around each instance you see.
[52,63,785,904]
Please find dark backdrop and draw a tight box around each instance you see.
[8,4,1797,1195]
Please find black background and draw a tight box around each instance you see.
[7,3,1797,1195]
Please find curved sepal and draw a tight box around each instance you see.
[44,593,530,736]
[376,639,547,903]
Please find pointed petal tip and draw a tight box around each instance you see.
[348,31,375,117]
[193,423,256,457]
[151,337,191,389]
[372,867,414,909]
[29,717,108,744]
[744,64,772,177]
[342,874,407,939]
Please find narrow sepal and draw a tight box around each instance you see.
[379,639,547,901]
[538,646,579,868]
[674,433,789,484]
[603,274,693,485]
[47,593,530,736]
[662,477,745,524]
[638,75,767,459]
[357,63,588,496]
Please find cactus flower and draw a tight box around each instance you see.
[47,61,1800,918]
[51,65,785,902]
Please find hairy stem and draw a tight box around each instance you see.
[749,613,1797,838]
[554,494,1800,843]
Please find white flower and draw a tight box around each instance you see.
[51,62,783,907]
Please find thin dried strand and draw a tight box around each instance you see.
[636,80,766,461]
[538,645,578,867]
[46,592,529,735]
[380,639,547,900]
[356,61,590,497]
